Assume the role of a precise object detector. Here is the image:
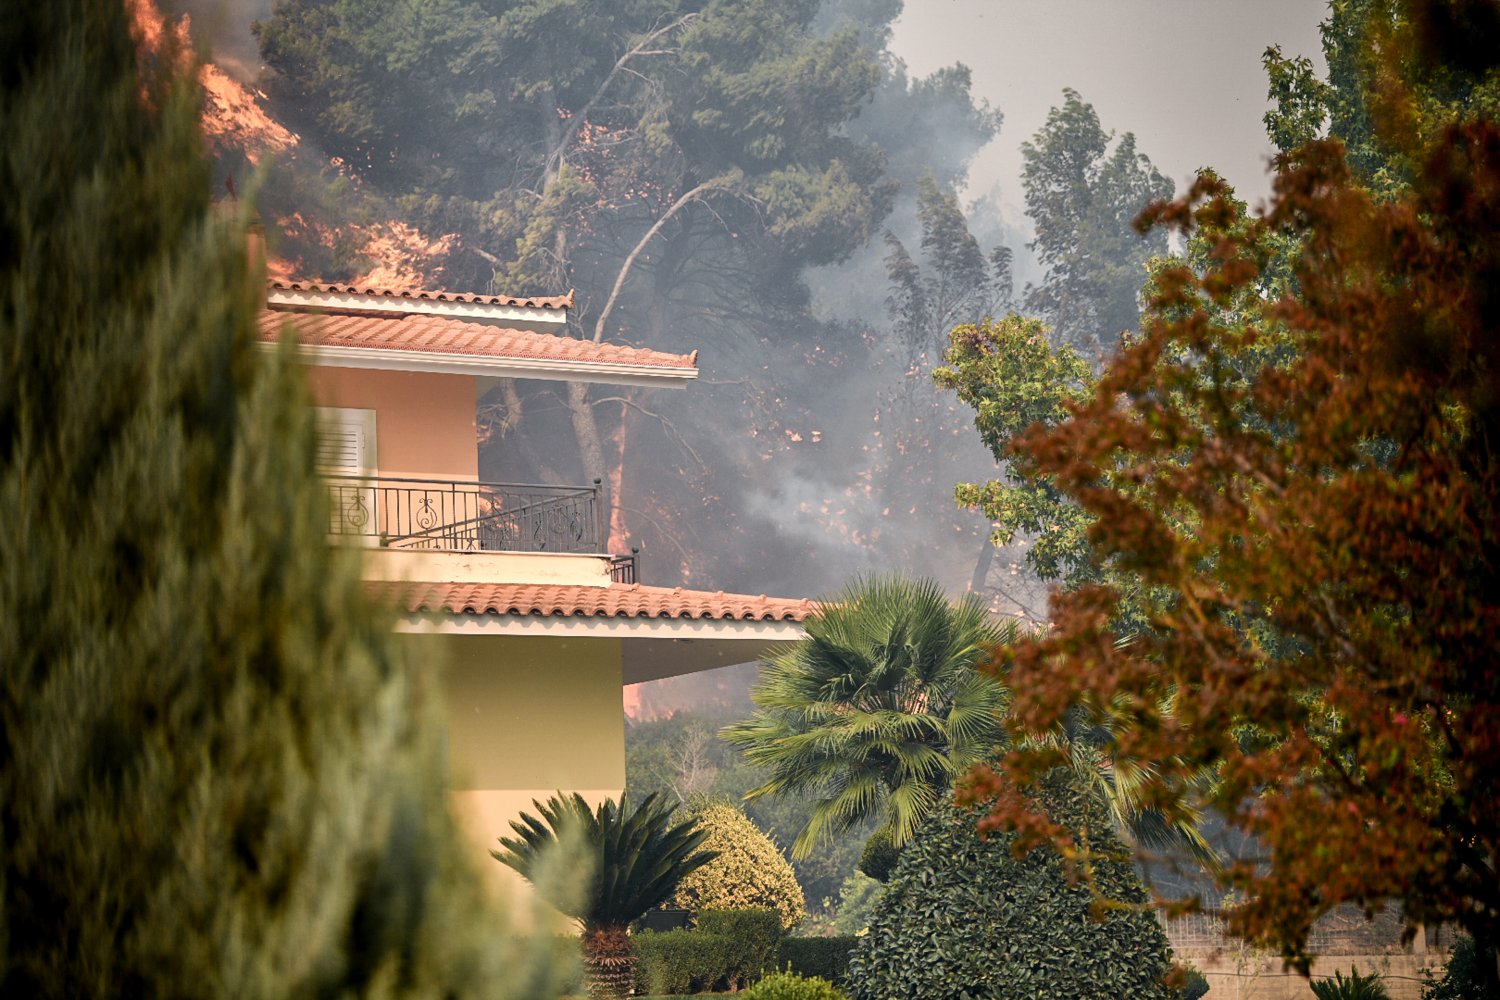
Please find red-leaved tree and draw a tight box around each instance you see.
[960,20,1500,986]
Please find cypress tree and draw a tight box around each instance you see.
[0,4,573,996]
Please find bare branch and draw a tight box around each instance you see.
[545,13,700,178]
[592,171,742,343]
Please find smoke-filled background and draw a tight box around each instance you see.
[156,0,1334,908]
[173,0,1322,719]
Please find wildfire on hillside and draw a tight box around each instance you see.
[128,0,457,290]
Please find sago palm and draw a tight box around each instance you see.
[724,576,1014,858]
[492,792,716,999]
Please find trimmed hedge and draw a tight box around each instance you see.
[849,777,1177,1000]
[633,929,732,996]
[698,909,783,987]
[633,908,784,994]
[779,936,858,985]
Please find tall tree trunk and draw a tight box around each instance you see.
[607,400,629,554]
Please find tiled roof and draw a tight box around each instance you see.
[260,309,698,370]
[377,582,816,623]
[270,280,574,311]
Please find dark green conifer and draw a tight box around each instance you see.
[0,4,571,996]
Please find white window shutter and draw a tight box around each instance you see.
[314,407,376,475]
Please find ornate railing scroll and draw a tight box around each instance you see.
[324,476,601,555]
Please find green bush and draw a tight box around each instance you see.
[1422,936,1500,1000]
[1173,960,1210,1000]
[699,908,784,989]
[669,802,807,931]
[848,778,1176,1000]
[1312,966,1390,999]
[779,937,859,985]
[633,929,734,995]
[742,970,850,1000]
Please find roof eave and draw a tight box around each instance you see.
[273,343,699,389]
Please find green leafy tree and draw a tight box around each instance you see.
[971,7,1500,987]
[848,779,1176,1000]
[724,577,1014,859]
[935,314,1097,592]
[665,801,806,931]
[1263,0,1500,192]
[0,4,572,997]
[883,174,1013,361]
[493,792,717,999]
[1021,88,1173,356]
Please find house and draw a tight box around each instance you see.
[259,279,812,886]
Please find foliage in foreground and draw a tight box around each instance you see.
[848,778,1175,1000]
[965,5,1500,982]
[494,793,715,997]
[0,4,574,997]
[666,802,806,931]
[742,970,850,1000]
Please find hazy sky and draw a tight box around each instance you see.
[890,0,1328,226]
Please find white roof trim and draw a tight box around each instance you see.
[393,611,804,641]
[271,342,698,389]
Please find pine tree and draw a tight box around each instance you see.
[0,5,572,996]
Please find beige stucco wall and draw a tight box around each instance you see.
[1179,952,1445,999]
[363,549,613,586]
[307,366,478,480]
[401,633,626,896]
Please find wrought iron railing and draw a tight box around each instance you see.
[324,475,603,555]
[609,550,639,584]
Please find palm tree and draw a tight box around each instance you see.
[492,792,717,999]
[725,576,1218,875]
[724,576,1014,859]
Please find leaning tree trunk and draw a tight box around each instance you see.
[582,923,635,999]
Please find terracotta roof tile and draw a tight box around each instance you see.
[375,582,816,623]
[260,309,698,370]
[270,279,574,311]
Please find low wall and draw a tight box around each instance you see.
[1178,951,1444,999]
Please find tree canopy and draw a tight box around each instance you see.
[965,7,1500,983]
[1021,88,1173,357]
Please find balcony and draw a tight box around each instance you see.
[325,475,604,554]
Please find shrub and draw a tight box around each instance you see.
[779,936,858,985]
[698,908,784,988]
[742,970,850,1000]
[632,929,734,995]
[1422,936,1499,1000]
[849,778,1176,1000]
[1312,966,1390,999]
[669,802,807,931]
[1172,960,1210,1000]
